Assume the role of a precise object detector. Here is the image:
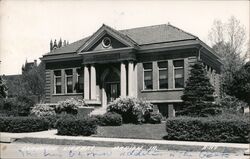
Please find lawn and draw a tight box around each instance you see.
[94,122,166,140]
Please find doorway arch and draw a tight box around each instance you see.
[101,66,120,106]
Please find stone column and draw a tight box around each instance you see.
[84,65,89,100]
[120,62,127,97]
[134,63,138,97]
[168,104,175,118]
[90,65,96,100]
[128,61,134,96]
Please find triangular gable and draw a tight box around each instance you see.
[77,24,139,53]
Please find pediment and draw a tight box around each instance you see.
[88,34,128,52]
[77,24,139,53]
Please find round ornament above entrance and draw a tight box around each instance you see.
[102,37,111,48]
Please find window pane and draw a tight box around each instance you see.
[54,70,61,76]
[158,61,168,68]
[56,86,61,94]
[173,60,184,67]
[175,68,184,78]
[67,85,73,93]
[159,70,167,79]
[175,78,184,88]
[67,77,73,85]
[159,79,168,89]
[143,63,152,69]
[144,80,153,89]
[65,69,73,75]
[144,71,152,80]
[56,78,61,85]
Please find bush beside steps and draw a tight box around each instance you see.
[93,112,122,126]
[0,117,49,133]
[56,117,97,136]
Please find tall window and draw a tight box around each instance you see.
[173,60,184,88]
[158,61,168,89]
[76,68,84,93]
[143,63,153,90]
[65,69,73,93]
[54,70,62,94]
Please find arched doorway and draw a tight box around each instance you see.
[101,67,120,106]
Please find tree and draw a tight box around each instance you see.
[227,62,250,105]
[208,16,247,94]
[22,61,45,101]
[0,76,8,99]
[58,38,62,48]
[178,61,221,117]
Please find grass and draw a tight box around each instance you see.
[94,122,166,140]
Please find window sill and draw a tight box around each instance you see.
[52,93,83,96]
[141,88,184,92]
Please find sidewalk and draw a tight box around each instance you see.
[1,130,249,150]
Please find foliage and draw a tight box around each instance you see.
[22,61,46,101]
[180,60,221,117]
[30,104,56,117]
[56,98,86,114]
[0,96,35,116]
[208,16,247,94]
[93,112,122,126]
[146,112,162,124]
[165,116,250,143]
[0,117,49,133]
[0,76,8,99]
[219,94,248,113]
[56,117,97,136]
[226,62,250,105]
[107,97,154,124]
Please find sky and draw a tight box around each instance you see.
[0,0,249,75]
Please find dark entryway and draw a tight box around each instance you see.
[106,82,120,103]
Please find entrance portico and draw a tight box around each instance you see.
[83,61,138,107]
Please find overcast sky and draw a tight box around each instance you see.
[0,0,249,75]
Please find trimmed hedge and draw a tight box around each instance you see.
[165,116,250,143]
[56,117,97,136]
[0,117,49,133]
[93,112,122,126]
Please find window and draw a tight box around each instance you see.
[158,61,168,89]
[65,69,73,93]
[54,70,62,94]
[76,68,84,93]
[143,63,153,90]
[173,60,184,88]
[102,37,111,48]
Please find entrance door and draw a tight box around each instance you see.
[106,82,120,103]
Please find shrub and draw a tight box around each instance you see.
[56,117,97,136]
[165,116,250,143]
[31,104,56,117]
[56,98,86,115]
[0,117,49,133]
[0,96,35,116]
[93,112,122,126]
[147,112,162,124]
[107,97,153,124]
[219,95,248,113]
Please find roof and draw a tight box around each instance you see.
[46,24,197,55]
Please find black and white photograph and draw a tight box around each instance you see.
[0,0,249,158]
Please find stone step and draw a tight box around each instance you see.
[90,108,107,115]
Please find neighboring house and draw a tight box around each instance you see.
[41,24,222,117]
